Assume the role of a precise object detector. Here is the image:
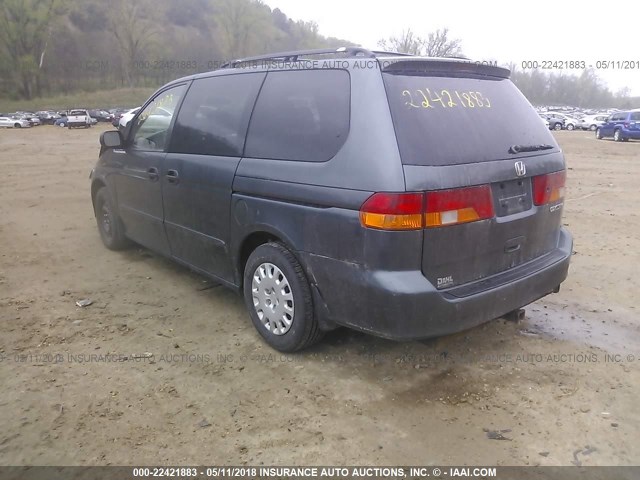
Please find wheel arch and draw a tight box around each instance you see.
[91,179,107,213]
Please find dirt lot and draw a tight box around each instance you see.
[1,126,639,466]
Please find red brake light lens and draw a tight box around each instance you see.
[425,185,494,228]
[360,186,496,230]
[532,170,566,206]
[359,192,424,230]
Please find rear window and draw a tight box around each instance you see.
[244,69,350,162]
[383,73,556,166]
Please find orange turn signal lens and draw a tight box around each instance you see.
[359,192,424,230]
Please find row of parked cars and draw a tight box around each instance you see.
[0,108,138,129]
[538,111,609,131]
[537,107,640,141]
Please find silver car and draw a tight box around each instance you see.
[579,114,608,131]
[0,116,31,128]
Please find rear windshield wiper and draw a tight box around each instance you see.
[508,144,554,154]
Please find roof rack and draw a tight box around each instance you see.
[370,50,415,57]
[221,47,399,68]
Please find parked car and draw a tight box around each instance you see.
[36,111,60,125]
[27,115,42,126]
[108,108,127,127]
[89,109,112,122]
[596,110,640,141]
[9,113,40,126]
[0,116,31,128]
[67,109,92,128]
[118,107,140,128]
[91,48,572,352]
[541,113,564,131]
[53,112,68,127]
[547,112,580,130]
[579,114,608,131]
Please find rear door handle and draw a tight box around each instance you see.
[147,167,159,181]
[166,169,180,184]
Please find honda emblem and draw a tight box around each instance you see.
[514,161,526,177]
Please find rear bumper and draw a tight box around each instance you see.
[303,227,572,340]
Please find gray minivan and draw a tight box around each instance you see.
[91,47,572,352]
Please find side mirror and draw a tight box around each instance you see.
[100,130,123,149]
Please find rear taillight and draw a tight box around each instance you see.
[532,170,566,206]
[359,186,495,230]
[359,192,424,230]
[425,185,494,228]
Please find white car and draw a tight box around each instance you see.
[118,107,141,128]
[0,116,31,128]
[579,114,609,131]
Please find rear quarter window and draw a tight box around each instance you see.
[244,69,350,162]
[630,112,640,121]
[383,73,557,166]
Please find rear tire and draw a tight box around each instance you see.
[94,187,129,250]
[553,123,562,131]
[614,129,623,142]
[596,128,603,139]
[589,124,597,131]
[14,123,21,128]
[243,242,323,352]
[566,124,575,131]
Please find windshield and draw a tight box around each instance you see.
[383,73,558,166]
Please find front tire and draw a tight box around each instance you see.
[553,123,562,131]
[566,123,575,131]
[14,123,21,128]
[590,124,597,131]
[596,128,603,139]
[94,187,129,250]
[243,242,322,352]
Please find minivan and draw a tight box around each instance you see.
[596,110,640,141]
[91,47,572,352]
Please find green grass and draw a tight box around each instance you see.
[0,88,155,112]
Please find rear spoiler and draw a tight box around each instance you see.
[381,59,511,79]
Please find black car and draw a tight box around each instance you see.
[88,109,112,122]
[91,47,572,352]
[540,113,565,131]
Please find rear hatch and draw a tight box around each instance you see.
[382,60,566,291]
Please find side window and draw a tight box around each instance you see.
[169,73,265,157]
[245,69,350,162]
[630,112,640,121]
[131,84,186,151]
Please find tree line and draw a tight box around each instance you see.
[0,0,351,100]
[0,0,636,109]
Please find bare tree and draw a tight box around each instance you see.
[108,0,158,87]
[377,29,423,55]
[423,28,463,57]
[378,27,463,57]
[214,0,274,59]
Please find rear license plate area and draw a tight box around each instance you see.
[493,179,532,217]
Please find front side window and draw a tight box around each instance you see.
[244,69,351,162]
[131,84,187,151]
